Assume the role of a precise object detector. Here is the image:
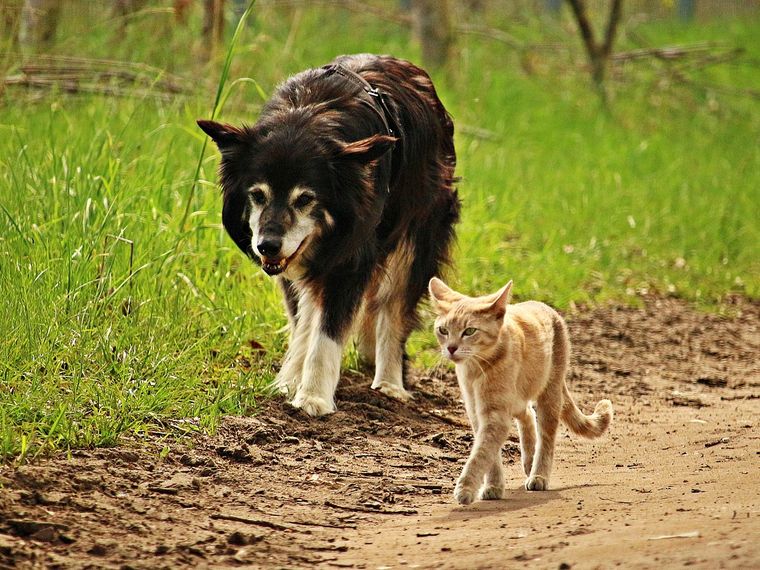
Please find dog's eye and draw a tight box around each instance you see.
[437,326,449,336]
[462,327,477,337]
[250,189,266,205]
[293,194,314,209]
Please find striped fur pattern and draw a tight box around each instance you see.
[198,54,460,416]
[429,278,613,504]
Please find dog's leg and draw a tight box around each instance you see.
[370,240,414,402]
[274,287,315,397]
[371,304,411,401]
[291,269,371,416]
[291,309,343,417]
[278,277,299,335]
[354,300,376,367]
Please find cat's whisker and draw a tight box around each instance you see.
[469,353,490,379]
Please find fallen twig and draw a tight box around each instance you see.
[600,497,634,505]
[324,500,417,516]
[647,531,700,540]
[423,409,468,428]
[290,519,357,530]
[209,513,294,531]
[3,53,194,99]
[7,519,69,535]
[721,394,760,401]
[3,75,177,101]
[146,485,180,495]
[612,42,731,62]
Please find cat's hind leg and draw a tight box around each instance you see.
[515,406,537,477]
[526,390,562,491]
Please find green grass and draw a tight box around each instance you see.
[1,3,758,460]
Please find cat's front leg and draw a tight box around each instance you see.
[480,452,505,500]
[455,419,509,505]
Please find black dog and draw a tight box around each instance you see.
[198,54,460,416]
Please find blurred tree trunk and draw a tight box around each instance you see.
[1,1,22,48]
[113,0,149,38]
[113,0,148,17]
[203,0,226,48]
[411,0,453,69]
[173,0,192,25]
[565,0,623,106]
[20,0,60,49]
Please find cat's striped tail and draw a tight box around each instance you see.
[561,384,613,438]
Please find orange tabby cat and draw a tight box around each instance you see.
[429,277,613,505]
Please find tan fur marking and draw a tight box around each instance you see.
[370,240,416,401]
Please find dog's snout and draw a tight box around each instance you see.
[257,238,282,257]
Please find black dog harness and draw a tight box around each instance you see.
[321,63,399,139]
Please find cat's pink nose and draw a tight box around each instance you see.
[447,345,458,355]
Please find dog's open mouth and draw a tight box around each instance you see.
[261,240,307,276]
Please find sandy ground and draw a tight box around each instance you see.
[1,297,758,569]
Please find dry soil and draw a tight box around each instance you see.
[1,297,758,569]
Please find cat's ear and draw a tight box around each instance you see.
[487,280,513,320]
[428,277,461,313]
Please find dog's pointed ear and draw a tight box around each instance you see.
[429,277,462,314]
[336,134,397,164]
[197,120,246,152]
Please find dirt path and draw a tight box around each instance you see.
[1,298,758,569]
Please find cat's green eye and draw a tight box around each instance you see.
[437,326,449,336]
[462,327,477,337]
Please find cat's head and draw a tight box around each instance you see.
[428,277,513,364]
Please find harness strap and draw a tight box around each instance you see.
[321,63,398,138]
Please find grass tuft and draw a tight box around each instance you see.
[0,4,757,460]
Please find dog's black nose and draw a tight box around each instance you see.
[257,239,282,257]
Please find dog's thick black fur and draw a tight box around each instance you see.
[198,54,460,416]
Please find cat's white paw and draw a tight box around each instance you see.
[291,393,335,417]
[454,486,476,505]
[454,479,477,505]
[371,381,413,402]
[480,485,505,500]
[525,475,549,491]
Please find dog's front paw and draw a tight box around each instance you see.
[371,381,413,402]
[480,485,505,500]
[274,371,299,397]
[525,475,549,491]
[291,393,335,417]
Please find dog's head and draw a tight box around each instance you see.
[197,118,395,278]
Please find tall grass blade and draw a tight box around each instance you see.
[180,0,258,230]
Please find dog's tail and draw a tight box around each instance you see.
[561,384,613,439]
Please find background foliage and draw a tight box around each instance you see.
[1,0,758,459]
